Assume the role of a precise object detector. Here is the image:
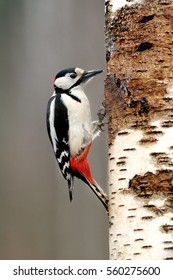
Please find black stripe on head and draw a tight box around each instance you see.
[55,68,76,79]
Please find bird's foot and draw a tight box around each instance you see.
[92,107,107,140]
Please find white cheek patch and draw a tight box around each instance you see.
[54,77,72,90]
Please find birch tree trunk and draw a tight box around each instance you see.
[105,0,173,260]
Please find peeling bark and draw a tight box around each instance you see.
[105,0,173,259]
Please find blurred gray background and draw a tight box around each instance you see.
[0,0,108,259]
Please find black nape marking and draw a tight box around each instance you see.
[54,86,81,103]
[54,86,69,94]
[68,93,81,103]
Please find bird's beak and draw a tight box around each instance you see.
[81,69,103,84]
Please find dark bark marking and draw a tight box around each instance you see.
[138,14,155,23]
[129,170,173,195]
[136,42,153,52]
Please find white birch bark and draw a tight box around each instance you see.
[105,0,173,260]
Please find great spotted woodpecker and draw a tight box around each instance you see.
[46,67,108,211]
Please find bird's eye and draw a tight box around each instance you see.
[70,73,77,79]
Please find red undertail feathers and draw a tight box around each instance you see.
[70,143,95,185]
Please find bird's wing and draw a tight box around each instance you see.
[46,94,73,200]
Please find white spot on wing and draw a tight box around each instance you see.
[62,162,70,174]
[57,151,69,163]
[66,173,71,181]
[62,138,68,144]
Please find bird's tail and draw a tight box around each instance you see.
[70,144,109,212]
[70,152,109,212]
[86,179,109,212]
[67,176,74,202]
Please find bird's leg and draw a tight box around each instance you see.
[92,106,107,140]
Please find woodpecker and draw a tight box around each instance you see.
[46,67,108,211]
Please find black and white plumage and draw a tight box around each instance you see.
[47,93,73,197]
[46,67,108,211]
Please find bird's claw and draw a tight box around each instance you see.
[97,107,106,124]
[92,106,107,140]
[97,121,106,132]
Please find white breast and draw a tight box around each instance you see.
[61,88,92,157]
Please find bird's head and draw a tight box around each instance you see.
[54,67,103,93]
